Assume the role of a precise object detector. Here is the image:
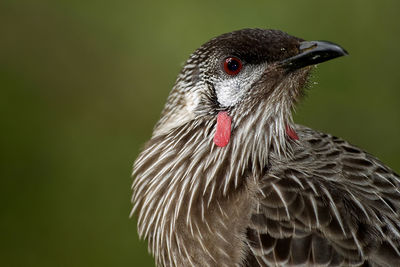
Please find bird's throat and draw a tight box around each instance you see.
[214,112,298,147]
[214,111,232,147]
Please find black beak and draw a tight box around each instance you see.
[280,41,348,71]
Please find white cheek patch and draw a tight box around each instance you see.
[214,63,266,107]
[215,79,243,107]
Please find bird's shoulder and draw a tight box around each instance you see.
[244,125,400,266]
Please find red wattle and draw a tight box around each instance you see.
[286,125,299,140]
[214,111,231,147]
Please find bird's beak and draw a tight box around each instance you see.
[280,41,348,71]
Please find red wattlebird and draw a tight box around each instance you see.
[131,29,400,267]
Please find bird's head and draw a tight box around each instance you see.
[153,28,347,150]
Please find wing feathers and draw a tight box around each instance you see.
[245,126,400,266]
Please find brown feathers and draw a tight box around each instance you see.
[131,29,400,266]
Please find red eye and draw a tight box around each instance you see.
[223,57,242,76]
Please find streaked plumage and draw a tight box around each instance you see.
[131,29,400,266]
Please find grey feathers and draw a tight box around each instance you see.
[131,29,400,267]
[246,126,400,267]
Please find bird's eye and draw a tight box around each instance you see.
[223,57,242,76]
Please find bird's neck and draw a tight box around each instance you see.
[131,106,293,265]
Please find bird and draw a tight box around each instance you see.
[131,28,400,267]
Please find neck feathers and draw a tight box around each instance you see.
[131,97,293,265]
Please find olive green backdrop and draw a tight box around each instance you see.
[1,0,399,266]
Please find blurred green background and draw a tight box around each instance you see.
[1,0,399,266]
